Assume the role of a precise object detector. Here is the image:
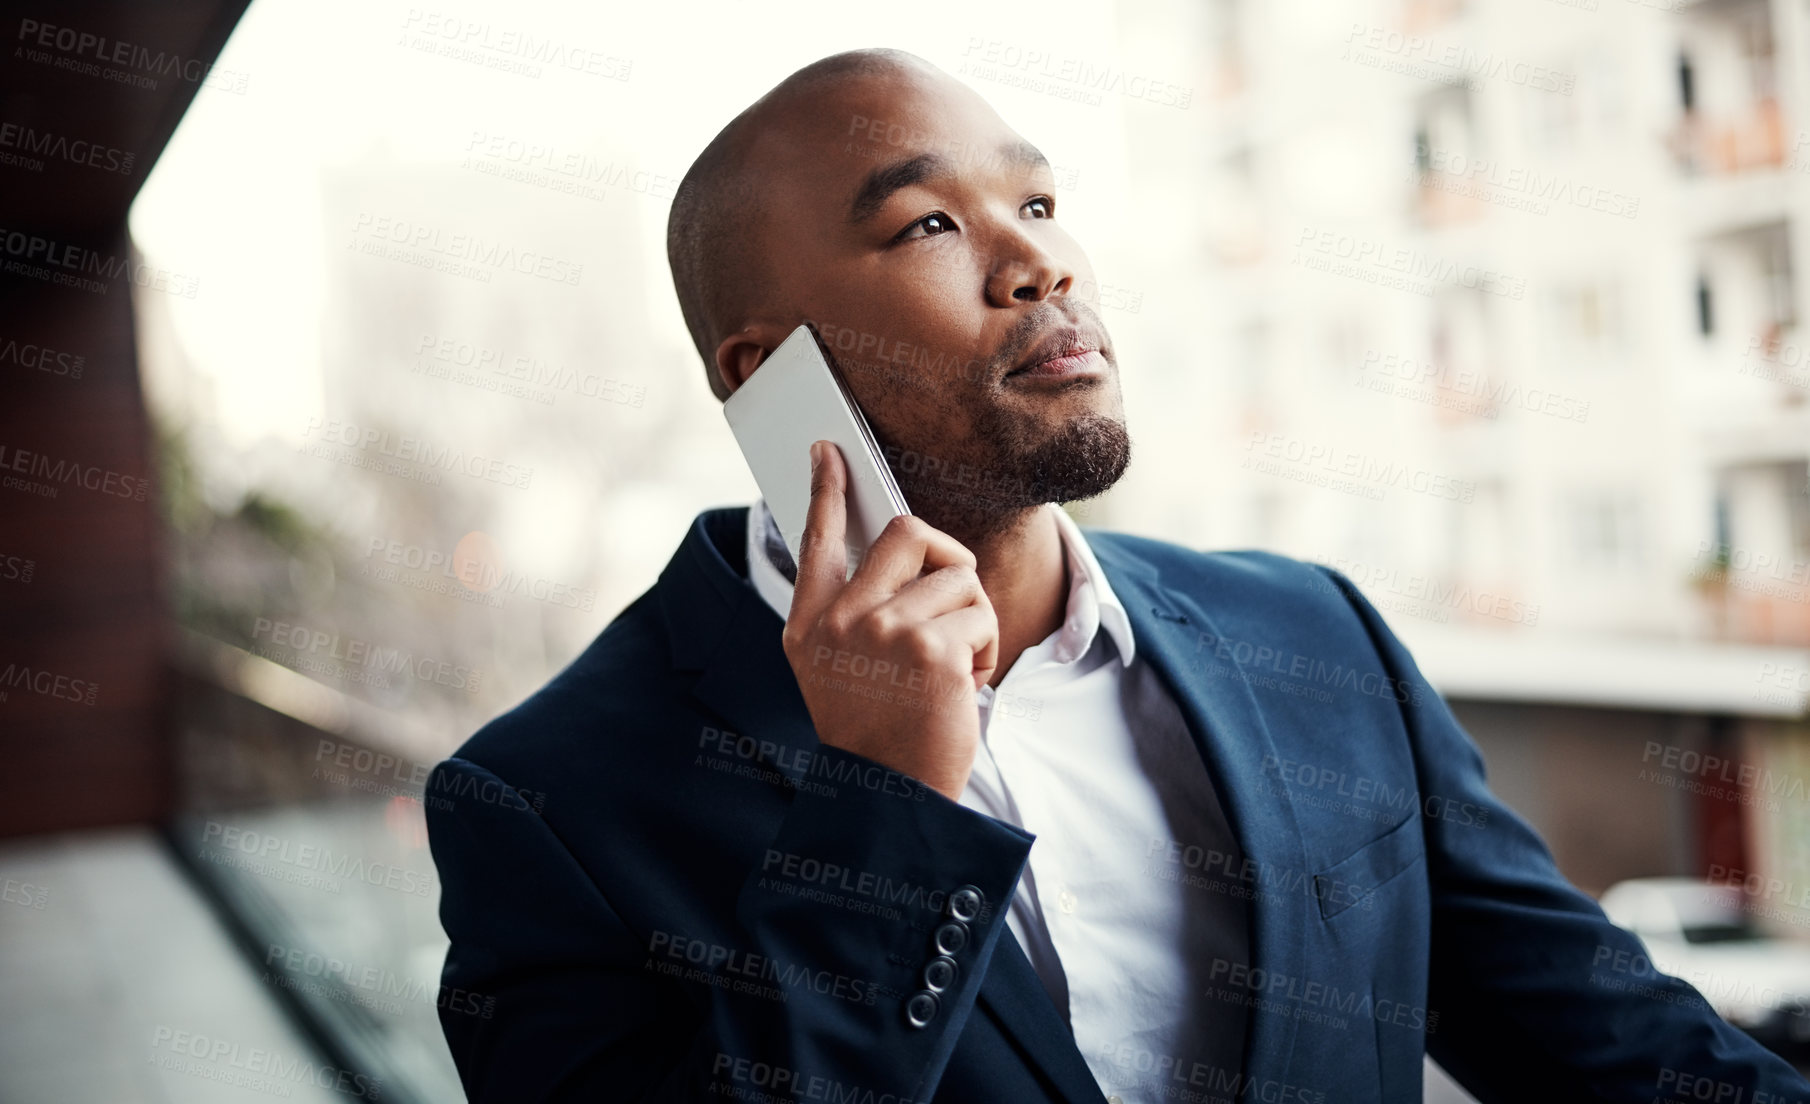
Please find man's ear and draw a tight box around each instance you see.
[713,322,792,397]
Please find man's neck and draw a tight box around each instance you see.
[955,505,1069,690]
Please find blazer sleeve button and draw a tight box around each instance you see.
[933,920,969,956]
[946,885,983,922]
[904,990,940,1028]
[922,955,959,992]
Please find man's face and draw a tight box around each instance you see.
[737,65,1130,543]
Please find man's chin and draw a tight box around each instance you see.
[1019,411,1132,504]
[897,412,1131,542]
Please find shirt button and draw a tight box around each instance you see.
[1058,886,1077,914]
[905,991,940,1028]
[946,885,983,922]
[1108,1096,1124,1104]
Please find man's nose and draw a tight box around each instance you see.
[983,232,1075,307]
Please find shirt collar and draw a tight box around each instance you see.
[745,499,1135,667]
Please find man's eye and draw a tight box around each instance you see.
[896,212,956,242]
[1024,196,1053,218]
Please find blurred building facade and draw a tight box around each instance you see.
[1106,0,1810,925]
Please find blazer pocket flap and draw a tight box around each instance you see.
[1314,811,1424,920]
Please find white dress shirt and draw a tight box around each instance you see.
[744,499,1251,1103]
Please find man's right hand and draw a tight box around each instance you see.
[780,440,999,801]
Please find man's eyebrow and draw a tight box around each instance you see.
[1000,139,1050,175]
[848,152,955,225]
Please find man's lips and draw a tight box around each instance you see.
[1010,349,1107,380]
[1004,327,1108,381]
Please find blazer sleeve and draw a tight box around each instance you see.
[425,745,1034,1103]
[1317,565,1810,1102]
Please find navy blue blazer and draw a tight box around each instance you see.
[425,506,1809,1103]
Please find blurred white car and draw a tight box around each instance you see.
[1600,877,1810,1054]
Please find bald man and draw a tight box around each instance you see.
[425,49,1810,1104]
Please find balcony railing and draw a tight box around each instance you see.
[1668,99,1786,175]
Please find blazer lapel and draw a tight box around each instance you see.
[659,507,823,774]
[1088,535,1309,1088]
[976,930,1112,1104]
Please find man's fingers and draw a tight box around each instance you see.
[930,605,1000,690]
[850,514,976,595]
[875,566,986,625]
[789,440,848,626]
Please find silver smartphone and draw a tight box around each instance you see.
[722,324,910,574]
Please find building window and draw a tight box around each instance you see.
[1568,491,1646,572]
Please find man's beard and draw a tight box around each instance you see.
[892,408,1131,545]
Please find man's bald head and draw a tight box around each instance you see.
[666,48,939,401]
